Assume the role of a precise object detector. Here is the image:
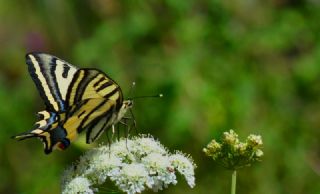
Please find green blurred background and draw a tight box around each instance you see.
[1,0,320,193]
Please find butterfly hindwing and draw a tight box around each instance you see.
[13,110,69,154]
[85,101,117,143]
[61,98,113,141]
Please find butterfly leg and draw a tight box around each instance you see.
[111,125,115,141]
[119,119,130,139]
[119,118,131,139]
[119,120,129,126]
[129,109,137,135]
[106,130,111,157]
[117,123,120,141]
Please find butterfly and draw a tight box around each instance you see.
[13,53,133,154]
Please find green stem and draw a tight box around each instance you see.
[231,170,237,194]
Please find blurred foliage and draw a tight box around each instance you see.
[0,0,320,194]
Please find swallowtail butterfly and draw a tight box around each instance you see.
[13,53,132,154]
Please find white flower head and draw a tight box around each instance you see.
[76,148,101,175]
[61,135,196,194]
[111,163,149,194]
[130,135,167,157]
[85,152,122,184]
[62,177,94,194]
[61,165,77,189]
[170,152,196,188]
[142,153,177,191]
[110,139,135,162]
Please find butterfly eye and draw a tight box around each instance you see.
[127,101,133,107]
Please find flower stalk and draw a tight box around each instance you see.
[231,170,236,194]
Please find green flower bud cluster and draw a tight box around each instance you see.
[203,130,263,170]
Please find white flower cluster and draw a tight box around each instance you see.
[62,177,94,194]
[61,135,196,194]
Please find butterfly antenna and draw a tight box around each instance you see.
[130,93,163,100]
[129,108,138,135]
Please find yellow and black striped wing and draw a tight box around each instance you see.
[26,52,123,111]
[63,68,124,143]
[26,52,79,112]
[63,98,117,143]
[65,68,123,109]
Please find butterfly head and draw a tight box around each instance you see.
[123,99,133,109]
[117,100,133,121]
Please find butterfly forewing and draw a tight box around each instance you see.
[26,53,78,112]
